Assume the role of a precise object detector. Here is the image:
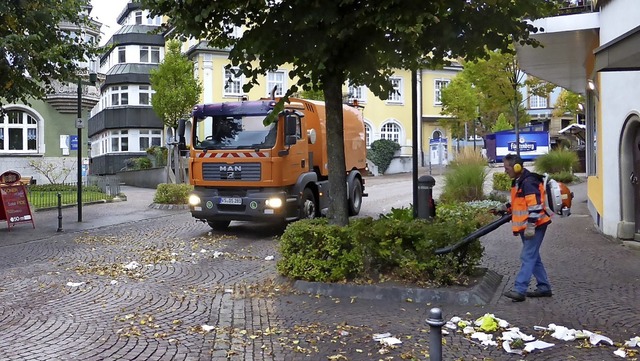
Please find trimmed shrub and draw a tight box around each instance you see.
[277,219,363,283]
[277,201,497,286]
[153,183,193,204]
[366,139,401,174]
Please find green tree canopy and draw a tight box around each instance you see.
[0,0,98,111]
[552,89,585,118]
[150,40,202,129]
[143,0,557,225]
[441,50,556,138]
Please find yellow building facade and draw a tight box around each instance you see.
[185,42,461,171]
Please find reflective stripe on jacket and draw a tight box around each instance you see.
[510,169,551,234]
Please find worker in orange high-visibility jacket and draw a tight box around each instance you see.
[500,153,552,302]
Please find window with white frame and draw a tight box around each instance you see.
[529,94,548,109]
[364,123,372,147]
[139,129,162,150]
[380,121,401,143]
[434,79,450,105]
[118,47,126,63]
[138,85,152,105]
[348,83,367,102]
[135,11,142,25]
[147,15,162,25]
[0,110,38,152]
[266,71,285,97]
[111,86,129,106]
[387,77,403,103]
[223,67,243,96]
[110,130,129,152]
[140,46,160,63]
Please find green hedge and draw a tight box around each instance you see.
[153,183,193,204]
[277,202,498,286]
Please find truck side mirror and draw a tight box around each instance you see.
[284,115,298,146]
[284,115,297,136]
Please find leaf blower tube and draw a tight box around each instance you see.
[434,213,512,255]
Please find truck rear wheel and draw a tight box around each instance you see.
[299,188,317,219]
[207,220,231,230]
[348,178,363,216]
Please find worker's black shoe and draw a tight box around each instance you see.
[526,289,553,298]
[503,290,525,302]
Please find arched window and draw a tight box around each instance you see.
[364,122,372,147]
[0,110,38,153]
[380,121,401,143]
[432,130,442,140]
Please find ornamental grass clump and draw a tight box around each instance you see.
[440,148,488,203]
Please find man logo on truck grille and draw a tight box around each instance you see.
[220,165,241,180]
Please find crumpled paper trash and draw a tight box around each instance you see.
[471,332,498,346]
[524,340,554,352]
[373,333,402,346]
[625,336,640,347]
[501,327,535,342]
[614,348,627,358]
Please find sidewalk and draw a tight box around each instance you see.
[0,186,183,246]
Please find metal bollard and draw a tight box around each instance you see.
[417,175,436,220]
[56,192,64,232]
[426,307,446,361]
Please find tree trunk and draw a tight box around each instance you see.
[323,74,349,226]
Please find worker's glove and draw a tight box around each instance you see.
[524,224,536,239]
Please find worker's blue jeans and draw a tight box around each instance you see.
[514,223,551,294]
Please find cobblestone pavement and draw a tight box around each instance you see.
[1,177,639,360]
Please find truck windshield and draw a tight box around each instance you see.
[194,115,277,150]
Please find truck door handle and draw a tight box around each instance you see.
[631,172,638,185]
[301,159,306,168]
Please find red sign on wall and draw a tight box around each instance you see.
[0,184,35,230]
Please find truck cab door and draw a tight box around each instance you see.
[282,113,308,183]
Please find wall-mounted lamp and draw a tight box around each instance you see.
[577,103,585,113]
[587,79,599,99]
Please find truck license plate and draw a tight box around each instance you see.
[220,197,242,205]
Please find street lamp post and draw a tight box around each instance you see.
[76,73,97,222]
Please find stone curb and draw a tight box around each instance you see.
[148,203,190,210]
[291,269,503,306]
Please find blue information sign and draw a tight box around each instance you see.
[70,135,78,150]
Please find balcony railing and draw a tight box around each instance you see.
[557,0,596,15]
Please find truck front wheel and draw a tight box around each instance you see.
[299,188,317,219]
[207,220,231,230]
[348,178,363,216]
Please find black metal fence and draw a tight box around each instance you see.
[26,175,121,210]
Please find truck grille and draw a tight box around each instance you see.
[202,163,261,181]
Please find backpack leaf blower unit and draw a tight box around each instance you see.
[434,213,512,255]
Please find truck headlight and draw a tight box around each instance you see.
[188,194,201,206]
[265,197,282,208]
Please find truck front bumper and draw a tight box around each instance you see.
[189,188,296,222]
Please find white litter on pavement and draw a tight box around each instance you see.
[523,340,554,352]
[123,261,141,270]
[213,251,224,258]
[501,328,535,342]
[614,348,627,358]
[625,336,640,347]
[373,333,402,346]
[201,324,214,332]
[110,280,118,285]
[66,282,84,287]
[264,255,274,261]
[471,332,497,346]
